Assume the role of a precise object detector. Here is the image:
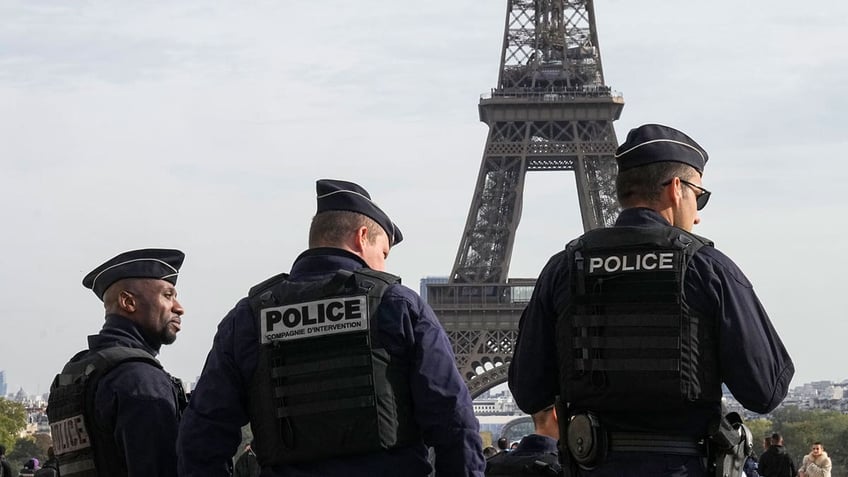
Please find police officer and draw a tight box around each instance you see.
[485,404,560,476]
[47,248,188,477]
[177,179,485,476]
[508,124,794,476]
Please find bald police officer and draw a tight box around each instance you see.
[177,179,485,476]
[47,249,188,477]
[509,124,794,477]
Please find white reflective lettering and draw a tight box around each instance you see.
[260,296,369,343]
[642,253,657,270]
[587,252,676,274]
[589,257,603,273]
[604,256,621,272]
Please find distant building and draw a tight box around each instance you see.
[419,276,448,303]
[0,370,6,396]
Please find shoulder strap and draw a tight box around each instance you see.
[248,268,401,312]
[56,346,161,387]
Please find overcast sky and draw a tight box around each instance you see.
[1,0,846,398]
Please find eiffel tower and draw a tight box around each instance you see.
[425,0,624,397]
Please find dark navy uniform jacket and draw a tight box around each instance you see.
[88,314,182,477]
[509,208,794,437]
[485,433,558,476]
[177,248,485,477]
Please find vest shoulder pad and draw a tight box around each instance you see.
[56,347,161,387]
[248,272,290,299]
[352,268,401,287]
[575,226,711,256]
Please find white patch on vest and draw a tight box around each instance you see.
[587,252,675,274]
[50,414,91,454]
[260,295,369,343]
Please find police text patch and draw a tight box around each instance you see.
[51,414,91,454]
[261,296,369,343]
[587,251,676,274]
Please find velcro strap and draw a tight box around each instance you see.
[277,395,375,418]
[610,432,705,456]
[59,459,97,475]
[271,355,369,378]
[573,336,680,349]
[573,314,678,327]
[276,375,372,397]
[575,358,679,371]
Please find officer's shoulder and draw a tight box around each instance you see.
[98,359,174,398]
[690,243,754,288]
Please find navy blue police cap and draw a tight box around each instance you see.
[82,248,185,300]
[614,124,709,175]
[316,179,403,246]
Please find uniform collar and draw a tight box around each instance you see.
[289,247,369,280]
[614,207,673,227]
[87,314,160,356]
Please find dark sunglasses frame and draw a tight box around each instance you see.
[662,178,711,210]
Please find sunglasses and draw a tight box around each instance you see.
[662,178,711,210]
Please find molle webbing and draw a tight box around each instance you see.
[560,226,710,412]
[271,331,376,419]
[248,268,419,465]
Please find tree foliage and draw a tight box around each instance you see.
[0,398,26,452]
[744,417,773,455]
[7,436,43,470]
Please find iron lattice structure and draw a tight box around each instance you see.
[427,0,624,397]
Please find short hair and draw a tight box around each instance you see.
[102,278,148,313]
[813,441,823,447]
[531,404,555,428]
[616,162,699,208]
[308,210,383,248]
[497,437,508,450]
[771,432,782,442]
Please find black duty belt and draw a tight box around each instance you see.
[609,432,706,456]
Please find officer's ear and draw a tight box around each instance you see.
[665,177,683,208]
[118,289,138,313]
[353,226,370,253]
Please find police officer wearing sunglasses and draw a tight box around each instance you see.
[509,124,794,476]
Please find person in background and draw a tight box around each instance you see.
[798,442,831,477]
[486,404,560,476]
[759,433,795,477]
[18,458,39,477]
[0,445,14,477]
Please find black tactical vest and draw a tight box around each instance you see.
[557,226,721,413]
[47,347,187,477]
[246,268,420,465]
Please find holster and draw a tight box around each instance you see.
[708,412,752,477]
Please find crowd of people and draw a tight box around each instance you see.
[743,434,833,477]
[36,123,814,476]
